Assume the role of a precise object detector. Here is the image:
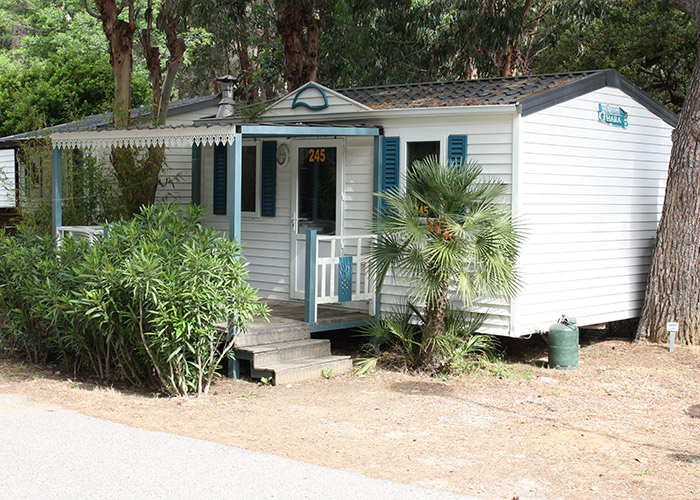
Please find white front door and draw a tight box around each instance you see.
[290,141,342,299]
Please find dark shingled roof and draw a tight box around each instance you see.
[334,69,678,127]
[0,69,678,147]
[337,71,598,109]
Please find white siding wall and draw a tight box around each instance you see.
[0,149,15,207]
[197,141,293,300]
[188,137,377,302]
[516,87,673,334]
[379,113,515,335]
[156,147,193,206]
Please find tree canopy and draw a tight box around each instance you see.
[0,0,692,136]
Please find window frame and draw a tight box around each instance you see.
[241,140,261,218]
[208,140,261,218]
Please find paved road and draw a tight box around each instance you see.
[0,394,478,500]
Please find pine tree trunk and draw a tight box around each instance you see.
[637,19,700,345]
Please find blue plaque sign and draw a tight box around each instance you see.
[598,104,628,128]
[338,256,353,302]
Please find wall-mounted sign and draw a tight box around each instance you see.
[598,104,628,128]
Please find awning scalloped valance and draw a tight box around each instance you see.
[50,125,237,150]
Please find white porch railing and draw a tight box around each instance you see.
[304,230,377,325]
[56,225,106,245]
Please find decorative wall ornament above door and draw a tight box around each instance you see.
[292,83,330,111]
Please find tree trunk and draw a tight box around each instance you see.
[421,286,448,370]
[94,0,135,127]
[277,1,321,91]
[637,13,700,345]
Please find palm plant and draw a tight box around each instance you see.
[369,155,522,370]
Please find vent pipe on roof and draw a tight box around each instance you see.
[216,75,238,118]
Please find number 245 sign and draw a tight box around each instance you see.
[307,148,326,162]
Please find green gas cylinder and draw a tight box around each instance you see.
[548,316,579,370]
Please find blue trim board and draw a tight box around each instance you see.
[304,229,318,325]
[228,134,242,243]
[310,318,374,333]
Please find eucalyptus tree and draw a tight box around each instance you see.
[534,0,694,112]
[369,157,521,369]
[85,0,194,214]
[637,0,700,345]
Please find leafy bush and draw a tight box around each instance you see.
[360,302,499,374]
[0,204,267,396]
[0,227,61,363]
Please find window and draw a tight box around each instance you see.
[212,143,260,216]
[241,145,257,213]
[407,141,440,174]
[407,141,440,217]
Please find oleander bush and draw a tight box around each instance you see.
[0,204,267,396]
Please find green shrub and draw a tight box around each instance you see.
[360,302,499,375]
[0,227,62,363]
[0,204,267,396]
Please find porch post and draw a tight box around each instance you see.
[227,131,243,380]
[304,229,317,326]
[372,137,382,319]
[228,130,242,243]
[51,147,62,236]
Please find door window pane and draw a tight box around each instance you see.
[298,147,336,235]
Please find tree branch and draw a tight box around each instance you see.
[84,0,100,19]
[665,0,700,18]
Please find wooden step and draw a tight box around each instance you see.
[236,339,331,366]
[233,323,310,348]
[251,355,353,385]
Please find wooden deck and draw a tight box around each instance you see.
[248,300,373,333]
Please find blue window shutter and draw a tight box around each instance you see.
[447,135,468,166]
[261,141,277,217]
[381,137,400,192]
[191,144,201,206]
[378,136,400,214]
[213,144,227,215]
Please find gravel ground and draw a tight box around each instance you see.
[0,394,478,500]
[2,338,699,500]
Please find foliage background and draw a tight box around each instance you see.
[0,0,692,141]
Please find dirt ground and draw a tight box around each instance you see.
[1,335,699,500]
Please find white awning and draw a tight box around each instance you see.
[51,125,237,150]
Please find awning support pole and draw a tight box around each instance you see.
[51,147,62,237]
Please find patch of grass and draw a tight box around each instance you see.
[635,469,653,476]
[258,377,273,386]
[322,368,335,379]
[351,357,378,377]
[240,391,266,399]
